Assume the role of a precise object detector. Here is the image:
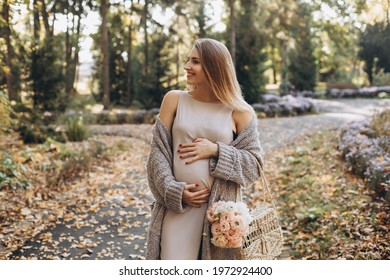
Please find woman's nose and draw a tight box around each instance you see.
[184,61,191,70]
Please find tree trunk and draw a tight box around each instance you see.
[65,5,71,96]
[387,0,390,26]
[175,16,180,86]
[101,0,110,109]
[229,0,236,63]
[271,42,278,84]
[33,0,40,42]
[126,4,133,106]
[3,0,16,101]
[40,0,52,38]
[143,0,149,75]
[69,1,83,96]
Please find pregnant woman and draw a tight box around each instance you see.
[146,38,264,260]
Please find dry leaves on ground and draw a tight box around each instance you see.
[0,133,151,259]
[244,130,389,259]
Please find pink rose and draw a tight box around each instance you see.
[230,216,247,233]
[211,234,229,248]
[211,222,222,236]
[227,228,242,241]
[220,212,234,222]
[219,221,231,232]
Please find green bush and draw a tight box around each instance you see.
[0,153,29,190]
[65,116,89,142]
[373,69,390,86]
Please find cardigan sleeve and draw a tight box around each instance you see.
[146,117,187,213]
[209,118,264,187]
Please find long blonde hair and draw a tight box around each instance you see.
[193,38,254,114]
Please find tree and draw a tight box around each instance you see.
[288,2,317,91]
[234,0,267,104]
[359,22,390,85]
[30,0,65,112]
[137,32,171,109]
[228,0,236,63]
[101,0,110,109]
[62,0,89,97]
[1,0,17,101]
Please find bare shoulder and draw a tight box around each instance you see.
[159,90,181,129]
[232,110,254,134]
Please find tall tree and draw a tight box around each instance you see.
[288,2,317,91]
[228,0,236,63]
[30,0,65,112]
[143,0,149,75]
[235,0,267,103]
[63,0,85,97]
[2,0,16,100]
[101,0,110,109]
[359,22,390,84]
[126,2,135,106]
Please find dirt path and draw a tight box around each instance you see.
[7,98,389,260]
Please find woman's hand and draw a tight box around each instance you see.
[182,184,210,208]
[177,138,218,164]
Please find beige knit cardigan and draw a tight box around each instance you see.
[145,115,264,260]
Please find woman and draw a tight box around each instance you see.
[146,38,264,260]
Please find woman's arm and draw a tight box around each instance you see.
[209,111,264,187]
[159,90,180,130]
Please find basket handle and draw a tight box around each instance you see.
[254,159,277,210]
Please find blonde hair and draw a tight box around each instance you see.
[193,38,254,114]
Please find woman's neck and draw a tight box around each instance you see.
[189,85,219,102]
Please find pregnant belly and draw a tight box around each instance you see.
[173,158,214,192]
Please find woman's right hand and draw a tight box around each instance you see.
[182,184,210,208]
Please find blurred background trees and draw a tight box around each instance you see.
[0,0,389,113]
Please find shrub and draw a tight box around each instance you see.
[65,116,89,142]
[339,118,390,202]
[371,109,390,138]
[18,123,48,144]
[0,153,29,190]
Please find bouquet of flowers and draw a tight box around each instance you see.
[206,201,252,248]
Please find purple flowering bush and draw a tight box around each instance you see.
[338,112,390,203]
[252,94,315,118]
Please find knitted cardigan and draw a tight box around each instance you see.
[145,115,264,260]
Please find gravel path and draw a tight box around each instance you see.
[8,98,389,260]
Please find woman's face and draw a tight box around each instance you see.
[184,48,207,86]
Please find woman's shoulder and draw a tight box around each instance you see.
[159,90,184,129]
[161,90,183,111]
[232,109,255,134]
[164,89,184,98]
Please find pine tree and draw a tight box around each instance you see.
[288,2,317,91]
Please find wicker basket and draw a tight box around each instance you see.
[235,160,283,260]
[235,204,283,260]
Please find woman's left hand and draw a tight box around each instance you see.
[178,138,218,164]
